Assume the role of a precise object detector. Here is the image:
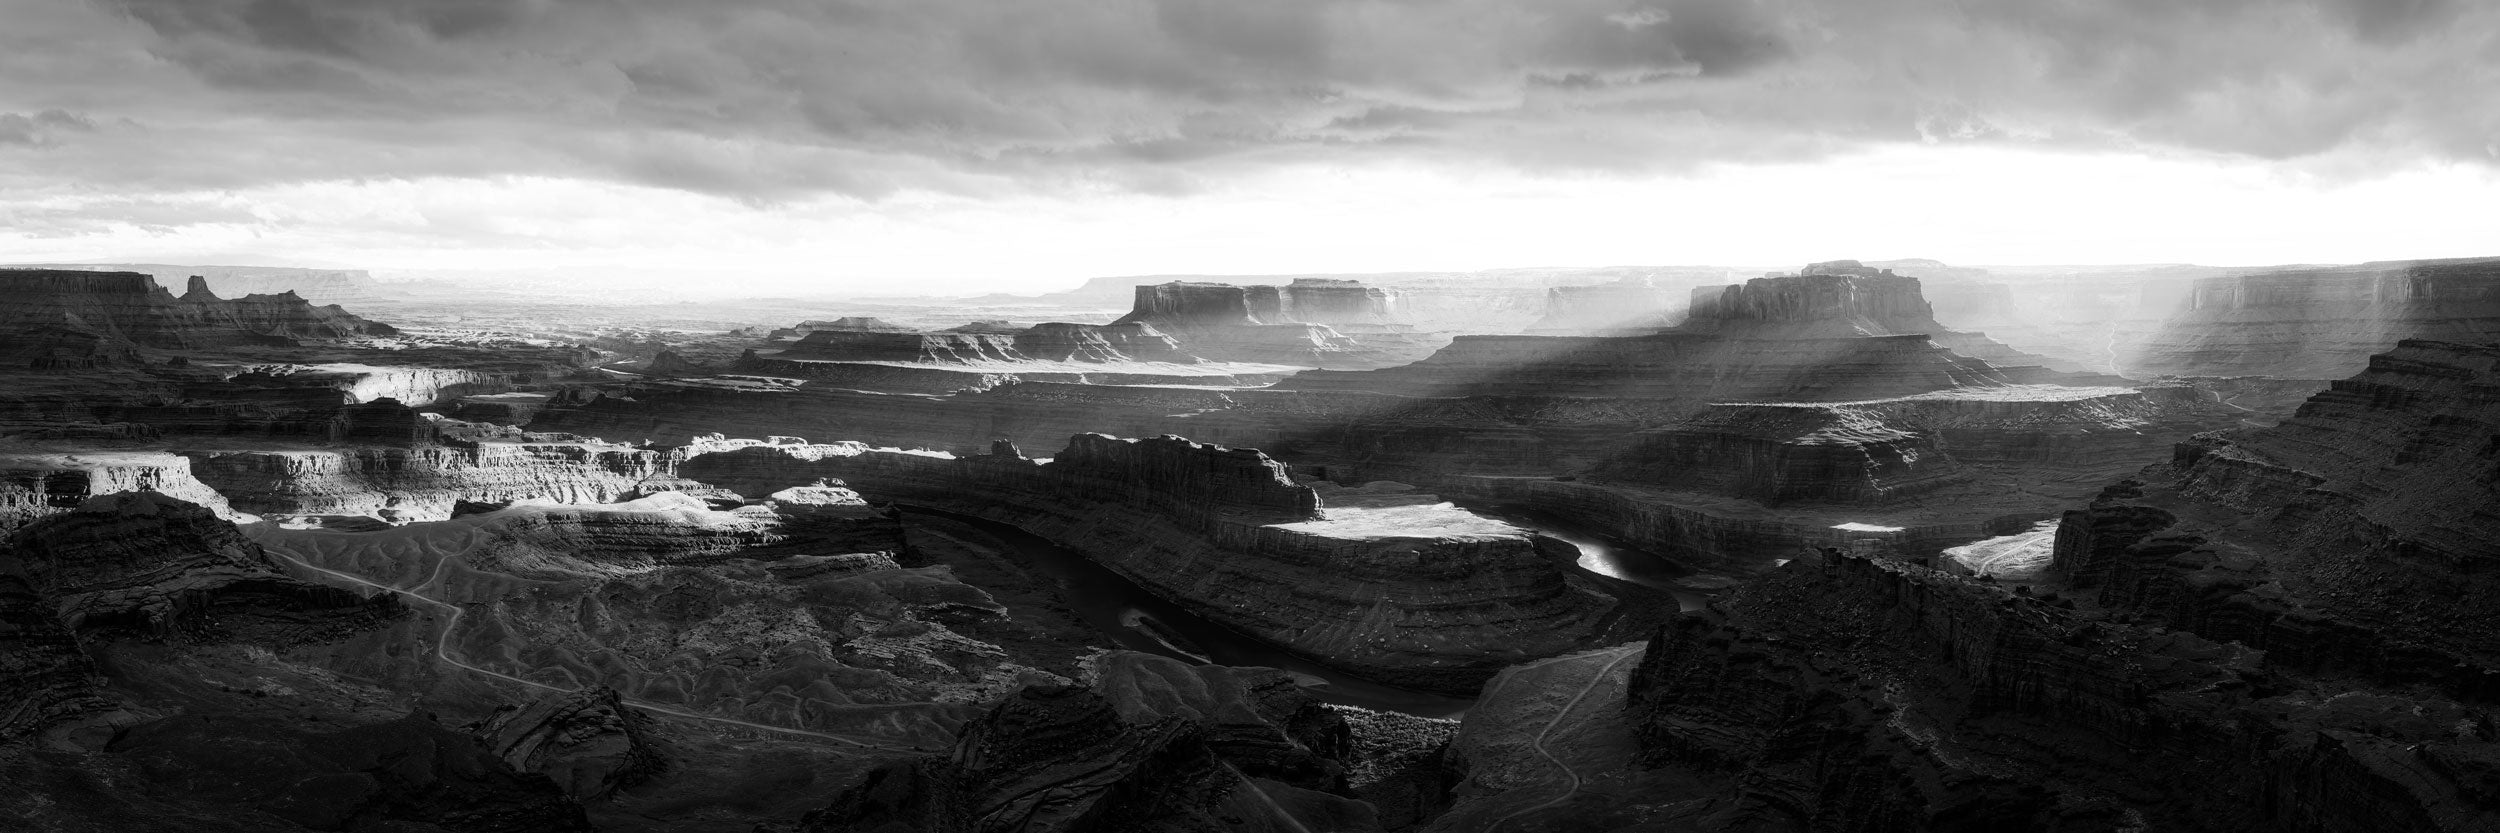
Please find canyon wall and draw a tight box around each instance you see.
[675,434,1625,692]
[2127,257,2500,379]
[2049,339,2500,698]
[187,420,681,523]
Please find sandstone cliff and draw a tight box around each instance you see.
[0,451,235,532]
[2127,257,2500,379]
[0,492,398,739]
[2051,339,2500,697]
[187,417,682,524]
[1437,542,2500,831]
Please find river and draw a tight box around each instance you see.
[899,503,1719,720]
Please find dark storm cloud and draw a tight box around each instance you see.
[0,0,2491,202]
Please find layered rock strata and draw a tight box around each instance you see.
[0,492,399,739]
[738,320,1289,393]
[187,416,682,523]
[2128,257,2500,379]
[0,451,235,532]
[2050,339,2500,697]
[801,682,1371,833]
[477,686,667,800]
[676,434,1624,692]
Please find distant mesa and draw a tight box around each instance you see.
[2125,256,2500,380]
[2,262,392,306]
[1111,278,1442,368]
[1528,275,1691,334]
[0,269,398,372]
[766,316,914,339]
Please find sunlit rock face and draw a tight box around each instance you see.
[186,412,685,524]
[677,433,1630,693]
[0,451,236,533]
[2127,257,2500,379]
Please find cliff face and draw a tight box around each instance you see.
[2128,257,2500,379]
[1432,544,2500,832]
[0,451,235,532]
[187,423,679,523]
[1254,278,1402,326]
[4,492,379,634]
[677,434,1624,693]
[0,492,399,739]
[2050,339,2500,695]
[766,321,1202,368]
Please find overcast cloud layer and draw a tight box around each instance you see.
[0,0,2493,290]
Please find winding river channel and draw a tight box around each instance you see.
[901,503,1714,719]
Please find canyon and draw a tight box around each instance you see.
[1,258,2495,832]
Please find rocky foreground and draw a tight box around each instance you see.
[4,263,2498,831]
[1433,337,2500,832]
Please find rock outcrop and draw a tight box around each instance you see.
[678,434,1626,693]
[187,416,681,524]
[0,492,398,739]
[1428,340,2500,831]
[2051,339,2500,696]
[800,682,1370,833]
[734,320,1279,393]
[1437,540,2500,831]
[1593,404,1972,505]
[0,451,235,532]
[2127,257,2500,380]
[477,686,666,800]
[5,491,381,636]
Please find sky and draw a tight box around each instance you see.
[0,0,2494,296]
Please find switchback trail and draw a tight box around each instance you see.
[1485,648,1644,833]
